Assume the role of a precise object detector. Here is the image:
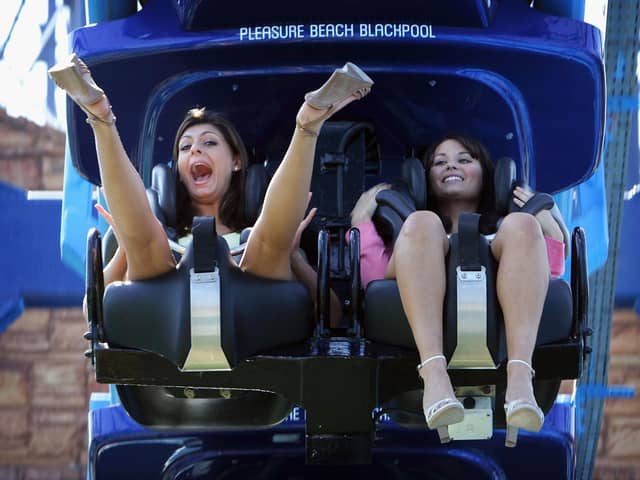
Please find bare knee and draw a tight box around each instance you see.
[493,212,544,256]
[396,211,447,252]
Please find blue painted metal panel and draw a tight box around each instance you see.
[0,181,84,332]
[173,0,498,30]
[555,161,609,280]
[87,396,575,479]
[65,0,604,193]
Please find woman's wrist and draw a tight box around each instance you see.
[290,248,305,267]
[536,210,563,241]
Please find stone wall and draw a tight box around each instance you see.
[0,107,638,478]
[0,309,105,480]
[595,308,640,479]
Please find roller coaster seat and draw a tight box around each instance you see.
[102,218,314,427]
[95,159,314,428]
[364,157,587,429]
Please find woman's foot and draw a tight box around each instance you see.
[48,53,115,125]
[504,359,544,447]
[295,62,373,137]
[418,354,464,443]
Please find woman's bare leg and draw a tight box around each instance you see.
[49,55,174,280]
[241,91,366,280]
[490,212,549,404]
[80,97,175,280]
[384,212,455,409]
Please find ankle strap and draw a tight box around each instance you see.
[507,359,535,377]
[417,354,446,372]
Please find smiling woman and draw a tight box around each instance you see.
[350,133,566,446]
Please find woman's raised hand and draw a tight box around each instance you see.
[95,203,120,238]
[350,183,391,226]
[290,192,317,257]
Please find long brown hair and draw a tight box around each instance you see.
[423,134,498,234]
[172,108,249,236]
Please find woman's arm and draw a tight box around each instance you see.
[287,198,343,326]
[512,186,564,242]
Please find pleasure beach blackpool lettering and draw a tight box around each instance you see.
[239,24,436,41]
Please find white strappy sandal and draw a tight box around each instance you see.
[417,354,464,443]
[504,359,545,447]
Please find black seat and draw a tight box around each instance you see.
[363,157,588,427]
[93,159,315,429]
[102,220,314,427]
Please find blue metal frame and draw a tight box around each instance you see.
[87,389,576,479]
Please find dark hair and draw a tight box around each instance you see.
[423,134,498,234]
[172,108,249,236]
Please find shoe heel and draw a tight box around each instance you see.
[436,426,451,444]
[505,425,518,447]
[504,425,518,448]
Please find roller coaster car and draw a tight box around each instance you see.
[73,0,604,475]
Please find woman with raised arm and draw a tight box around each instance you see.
[49,55,371,306]
[351,134,565,446]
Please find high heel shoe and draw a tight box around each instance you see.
[418,354,464,443]
[48,53,115,125]
[296,62,373,137]
[504,359,544,447]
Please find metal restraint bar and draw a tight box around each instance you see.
[448,213,496,369]
[182,216,231,371]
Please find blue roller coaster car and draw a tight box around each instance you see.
[69,0,604,478]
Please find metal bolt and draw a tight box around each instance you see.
[184,388,195,399]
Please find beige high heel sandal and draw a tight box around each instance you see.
[48,53,115,125]
[295,62,373,137]
[418,354,465,443]
[504,359,545,447]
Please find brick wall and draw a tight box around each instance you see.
[0,107,638,478]
[0,309,104,480]
[595,309,640,479]
[0,109,65,190]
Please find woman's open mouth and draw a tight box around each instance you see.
[190,162,213,185]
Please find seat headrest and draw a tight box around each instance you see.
[369,157,425,244]
[244,163,268,225]
[150,163,177,229]
[493,157,518,216]
[400,157,427,210]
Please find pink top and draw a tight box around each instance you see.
[353,219,565,288]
